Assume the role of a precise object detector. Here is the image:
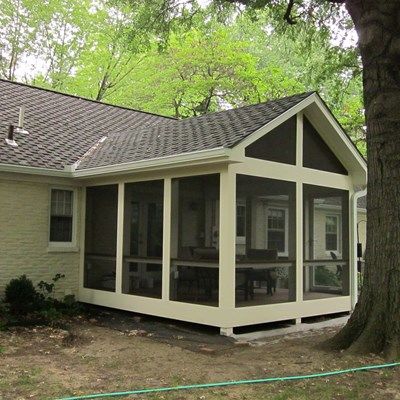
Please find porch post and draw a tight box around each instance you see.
[219,168,236,333]
[162,178,172,301]
[296,181,304,304]
[296,112,304,304]
[349,190,356,305]
[78,187,86,296]
[115,182,125,294]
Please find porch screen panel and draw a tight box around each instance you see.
[170,174,220,306]
[245,116,296,165]
[235,174,296,307]
[303,117,348,175]
[122,180,164,299]
[303,184,349,299]
[84,185,118,291]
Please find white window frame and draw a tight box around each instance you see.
[265,206,289,257]
[48,186,78,252]
[325,214,341,255]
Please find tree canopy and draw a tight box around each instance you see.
[0,0,365,153]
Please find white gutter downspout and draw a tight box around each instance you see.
[351,187,367,309]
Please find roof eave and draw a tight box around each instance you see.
[0,163,71,177]
[72,147,234,179]
[0,147,234,179]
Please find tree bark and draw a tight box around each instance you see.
[328,0,400,358]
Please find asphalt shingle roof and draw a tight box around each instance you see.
[76,91,313,169]
[0,79,313,171]
[0,79,171,170]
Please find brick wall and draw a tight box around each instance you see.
[0,178,81,298]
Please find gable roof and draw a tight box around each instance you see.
[76,92,313,170]
[0,79,172,170]
[0,79,314,171]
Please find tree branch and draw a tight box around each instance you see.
[283,0,296,25]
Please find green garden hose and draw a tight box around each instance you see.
[58,361,400,400]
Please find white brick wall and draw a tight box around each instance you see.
[0,178,81,298]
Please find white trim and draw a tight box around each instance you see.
[295,181,303,303]
[0,163,71,177]
[219,168,236,309]
[72,148,232,178]
[115,183,125,295]
[78,187,86,296]
[230,95,315,153]
[312,95,366,169]
[162,178,172,301]
[48,186,78,251]
[296,112,303,167]
[0,148,232,179]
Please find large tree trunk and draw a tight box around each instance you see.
[328,0,400,358]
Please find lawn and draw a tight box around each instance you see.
[0,311,399,400]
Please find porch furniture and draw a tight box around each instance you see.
[245,249,278,298]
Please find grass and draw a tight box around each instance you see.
[1,321,399,400]
[50,371,395,400]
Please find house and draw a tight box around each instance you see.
[0,79,367,335]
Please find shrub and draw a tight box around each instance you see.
[4,275,41,315]
[314,266,341,287]
[37,273,65,298]
[2,274,81,326]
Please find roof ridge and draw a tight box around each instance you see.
[0,78,176,120]
[180,91,316,122]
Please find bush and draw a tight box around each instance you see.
[314,267,341,287]
[4,275,42,315]
[2,274,82,327]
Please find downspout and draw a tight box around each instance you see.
[351,187,367,309]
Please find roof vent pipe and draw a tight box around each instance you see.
[5,125,18,147]
[15,106,29,134]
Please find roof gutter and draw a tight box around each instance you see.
[0,163,72,177]
[351,186,367,309]
[71,147,233,178]
[0,147,234,179]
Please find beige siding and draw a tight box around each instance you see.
[0,178,81,297]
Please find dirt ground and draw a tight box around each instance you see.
[0,309,400,400]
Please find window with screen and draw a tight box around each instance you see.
[50,189,74,242]
[267,208,287,253]
[325,215,339,251]
[236,204,246,238]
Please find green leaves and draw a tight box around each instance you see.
[0,0,364,148]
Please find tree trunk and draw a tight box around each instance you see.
[328,0,400,358]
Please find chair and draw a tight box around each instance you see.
[247,249,278,296]
[193,247,219,300]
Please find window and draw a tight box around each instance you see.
[236,203,246,244]
[50,189,74,242]
[325,215,339,251]
[267,208,287,254]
